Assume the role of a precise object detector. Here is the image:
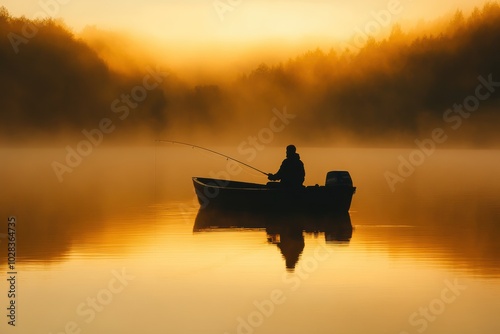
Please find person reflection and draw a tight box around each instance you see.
[267,224,305,271]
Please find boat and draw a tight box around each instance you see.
[192,170,356,213]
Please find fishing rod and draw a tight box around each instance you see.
[155,140,270,176]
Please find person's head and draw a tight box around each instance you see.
[286,144,296,157]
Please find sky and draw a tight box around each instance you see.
[1,0,487,45]
[1,0,491,81]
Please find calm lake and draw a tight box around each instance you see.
[1,146,499,334]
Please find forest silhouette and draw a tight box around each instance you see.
[1,3,500,146]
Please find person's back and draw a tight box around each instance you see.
[268,145,305,188]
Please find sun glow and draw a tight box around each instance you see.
[1,0,487,45]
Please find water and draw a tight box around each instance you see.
[1,146,499,334]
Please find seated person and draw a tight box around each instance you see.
[268,145,305,188]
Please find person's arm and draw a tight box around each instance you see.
[268,160,286,180]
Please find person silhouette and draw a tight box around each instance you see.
[268,145,305,188]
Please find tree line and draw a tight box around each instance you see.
[1,3,500,146]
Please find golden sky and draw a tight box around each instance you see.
[1,0,487,44]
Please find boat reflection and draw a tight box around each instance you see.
[193,209,353,270]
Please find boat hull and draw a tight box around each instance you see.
[192,177,356,213]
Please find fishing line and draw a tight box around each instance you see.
[155,140,270,176]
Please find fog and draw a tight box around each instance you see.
[1,3,500,147]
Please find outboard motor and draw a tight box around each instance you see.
[325,171,353,187]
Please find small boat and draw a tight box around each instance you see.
[192,171,356,213]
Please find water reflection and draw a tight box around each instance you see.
[194,209,352,270]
